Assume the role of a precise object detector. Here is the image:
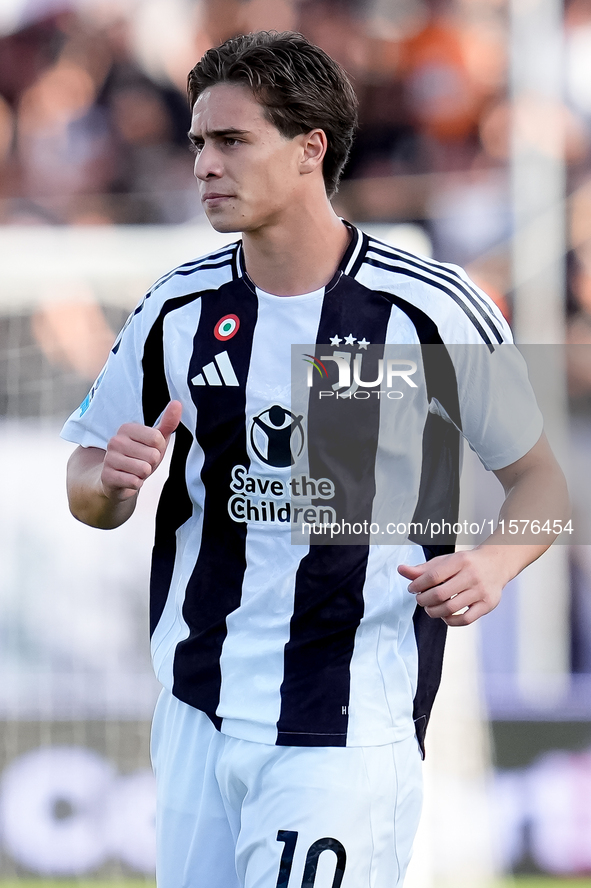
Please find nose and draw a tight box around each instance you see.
[193,144,222,181]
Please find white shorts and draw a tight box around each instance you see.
[151,689,422,888]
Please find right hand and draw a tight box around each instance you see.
[100,400,182,502]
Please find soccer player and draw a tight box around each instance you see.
[62,31,568,888]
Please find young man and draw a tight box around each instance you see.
[63,31,568,888]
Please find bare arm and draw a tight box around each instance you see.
[398,433,570,625]
[66,400,182,529]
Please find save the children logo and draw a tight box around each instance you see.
[228,465,336,526]
[249,405,305,467]
[231,404,334,526]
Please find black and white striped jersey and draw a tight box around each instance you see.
[62,224,542,750]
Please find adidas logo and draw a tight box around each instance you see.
[191,350,239,387]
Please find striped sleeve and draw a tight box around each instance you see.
[363,238,512,346]
[60,244,238,449]
[359,236,542,470]
[60,292,160,449]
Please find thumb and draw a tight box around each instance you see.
[156,400,182,441]
[397,563,425,581]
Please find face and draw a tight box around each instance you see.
[189,83,309,234]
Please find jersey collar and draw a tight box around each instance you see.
[237,221,363,296]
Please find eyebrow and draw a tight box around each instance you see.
[187,128,250,143]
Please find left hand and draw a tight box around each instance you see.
[398,548,507,626]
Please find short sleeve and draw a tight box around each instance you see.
[431,343,544,471]
[60,298,151,450]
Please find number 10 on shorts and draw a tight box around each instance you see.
[275,830,347,888]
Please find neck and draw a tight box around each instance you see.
[241,195,350,296]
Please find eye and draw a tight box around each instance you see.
[224,137,240,147]
[189,140,203,155]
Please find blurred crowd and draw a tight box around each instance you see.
[0,0,591,319]
[0,0,590,281]
[0,2,198,225]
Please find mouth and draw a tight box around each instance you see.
[202,193,234,206]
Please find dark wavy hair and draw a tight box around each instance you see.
[187,31,358,197]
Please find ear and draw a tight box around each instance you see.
[299,129,327,175]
